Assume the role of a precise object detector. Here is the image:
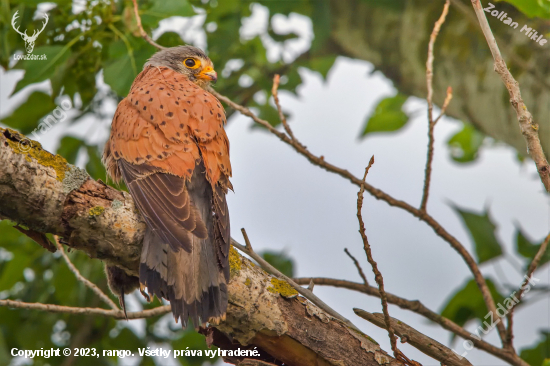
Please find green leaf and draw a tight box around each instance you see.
[520,331,550,366]
[311,0,331,51]
[447,123,484,163]
[453,206,503,264]
[170,327,216,366]
[103,42,136,97]
[499,0,550,19]
[56,136,85,164]
[268,28,300,43]
[0,250,36,291]
[516,229,550,269]
[305,55,337,79]
[0,91,56,134]
[141,0,195,29]
[155,31,185,47]
[103,39,156,96]
[109,328,144,350]
[13,46,72,94]
[0,327,10,362]
[260,250,295,277]
[360,94,409,137]
[440,278,506,329]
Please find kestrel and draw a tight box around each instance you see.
[102,46,231,327]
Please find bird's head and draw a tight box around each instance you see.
[145,45,217,88]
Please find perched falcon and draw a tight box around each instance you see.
[102,46,231,328]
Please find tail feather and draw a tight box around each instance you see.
[140,223,228,327]
[135,160,229,328]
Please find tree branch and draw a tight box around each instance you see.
[233,230,360,332]
[0,128,396,366]
[131,0,165,50]
[354,309,472,366]
[344,248,369,286]
[211,79,505,359]
[420,0,451,212]
[506,232,550,348]
[0,299,169,319]
[469,0,550,192]
[54,236,119,311]
[356,157,416,365]
[293,277,528,366]
[272,74,296,141]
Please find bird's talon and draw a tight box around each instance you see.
[140,283,151,302]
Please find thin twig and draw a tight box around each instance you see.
[0,299,170,319]
[293,277,528,366]
[344,248,369,286]
[506,232,550,347]
[357,158,418,366]
[470,0,550,192]
[232,232,361,333]
[354,309,472,366]
[434,86,453,125]
[212,86,504,355]
[272,74,295,140]
[131,0,166,50]
[420,0,451,213]
[54,236,118,311]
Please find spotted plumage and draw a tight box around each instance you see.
[102,46,231,328]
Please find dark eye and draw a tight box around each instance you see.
[184,58,196,67]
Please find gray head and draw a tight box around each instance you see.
[145,46,217,87]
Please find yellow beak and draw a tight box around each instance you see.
[198,66,217,83]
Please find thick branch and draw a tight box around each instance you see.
[294,277,528,366]
[0,128,396,366]
[354,309,472,366]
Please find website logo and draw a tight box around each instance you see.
[11,11,48,60]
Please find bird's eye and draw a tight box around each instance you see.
[184,58,200,69]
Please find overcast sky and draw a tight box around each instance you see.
[1,4,549,366]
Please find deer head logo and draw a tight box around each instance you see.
[11,11,48,54]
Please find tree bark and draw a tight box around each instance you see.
[0,128,398,366]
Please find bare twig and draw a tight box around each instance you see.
[354,309,472,366]
[0,299,170,319]
[344,248,369,286]
[470,0,550,192]
[212,85,503,356]
[357,158,418,366]
[232,231,361,332]
[506,232,550,347]
[54,236,118,311]
[434,86,453,125]
[293,277,529,366]
[131,0,166,50]
[420,0,451,213]
[272,74,295,141]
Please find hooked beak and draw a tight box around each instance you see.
[198,66,217,83]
